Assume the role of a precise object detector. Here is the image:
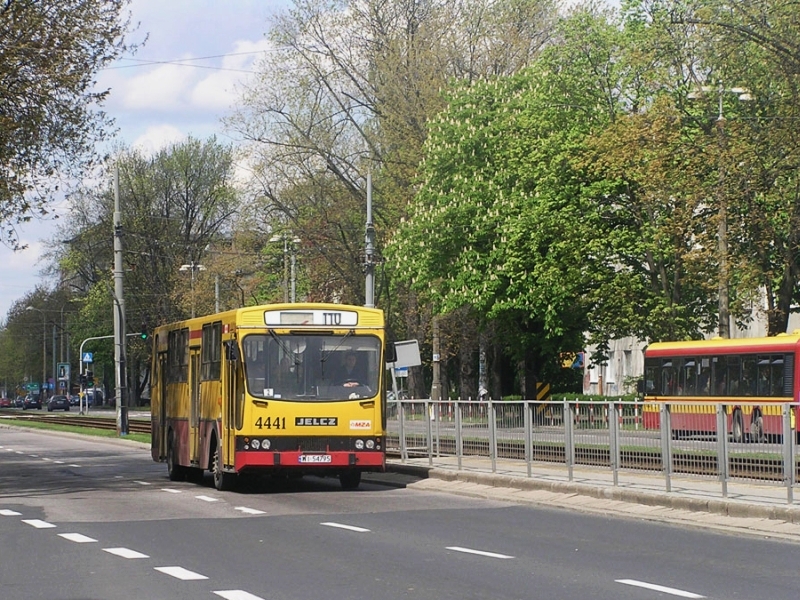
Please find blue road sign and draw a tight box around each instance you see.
[82,352,93,363]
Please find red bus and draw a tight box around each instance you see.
[643,334,800,442]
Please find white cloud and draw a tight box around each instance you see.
[120,61,199,112]
[131,124,187,155]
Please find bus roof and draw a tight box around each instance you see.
[646,334,800,357]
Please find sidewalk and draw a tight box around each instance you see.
[386,455,800,543]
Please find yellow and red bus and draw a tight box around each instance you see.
[150,303,388,490]
[643,334,800,442]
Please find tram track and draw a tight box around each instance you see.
[5,413,151,435]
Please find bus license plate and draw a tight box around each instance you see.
[299,454,332,463]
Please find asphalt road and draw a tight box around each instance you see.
[1,427,799,600]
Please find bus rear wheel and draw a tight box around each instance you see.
[339,470,361,490]
[212,439,237,492]
[732,410,745,443]
[167,432,185,481]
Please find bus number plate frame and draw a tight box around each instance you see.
[299,454,332,464]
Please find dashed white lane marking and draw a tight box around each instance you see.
[155,566,208,581]
[59,533,97,543]
[134,481,152,485]
[446,546,514,559]
[235,507,265,515]
[0,509,22,516]
[195,495,219,502]
[161,488,181,494]
[29,454,39,457]
[68,464,80,468]
[42,457,52,461]
[320,522,370,533]
[54,460,64,464]
[104,547,150,559]
[15,451,23,454]
[22,519,57,529]
[214,591,266,600]
[616,579,705,598]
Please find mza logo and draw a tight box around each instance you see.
[295,417,338,426]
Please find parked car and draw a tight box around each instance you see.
[0,397,12,408]
[22,394,42,410]
[47,395,70,412]
[14,396,24,408]
[68,395,80,407]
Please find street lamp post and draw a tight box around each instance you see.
[180,262,206,318]
[25,306,46,397]
[688,82,753,339]
[269,234,300,303]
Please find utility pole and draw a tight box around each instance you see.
[431,317,441,402]
[113,166,129,435]
[364,170,375,308]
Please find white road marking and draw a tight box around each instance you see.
[235,507,265,515]
[195,495,219,502]
[15,451,23,454]
[42,457,52,461]
[134,481,152,485]
[446,546,514,559]
[321,522,370,533]
[59,533,97,543]
[214,591,266,600]
[68,464,80,468]
[103,547,149,559]
[161,488,181,494]
[0,509,22,516]
[616,579,705,598]
[22,519,57,529]
[54,460,64,464]
[29,454,38,457]
[155,566,208,580]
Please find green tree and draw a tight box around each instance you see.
[0,0,134,248]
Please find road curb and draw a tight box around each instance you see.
[386,461,800,525]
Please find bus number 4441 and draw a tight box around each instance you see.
[254,416,286,429]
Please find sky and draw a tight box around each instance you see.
[0,0,292,320]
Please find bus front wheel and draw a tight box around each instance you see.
[212,439,237,492]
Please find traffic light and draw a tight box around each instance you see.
[140,329,148,340]
[86,370,94,387]
[79,373,86,385]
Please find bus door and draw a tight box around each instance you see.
[152,350,169,461]
[190,350,201,464]
[222,340,240,469]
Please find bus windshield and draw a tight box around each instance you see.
[242,333,381,401]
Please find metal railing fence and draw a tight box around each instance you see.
[385,399,799,504]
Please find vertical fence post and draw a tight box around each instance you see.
[715,403,728,498]
[489,398,497,473]
[524,400,532,478]
[660,403,672,493]
[782,403,795,505]
[609,401,620,487]
[564,400,575,481]
[425,399,433,467]
[434,399,441,458]
[456,399,463,470]
[399,399,407,462]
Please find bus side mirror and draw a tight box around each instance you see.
[225,341,240,361]
[385,342,397,364]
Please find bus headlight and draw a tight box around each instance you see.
[262,438,271,450]
[354,439,364,450]
[251,439,261,450]
[365,439,375,449]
